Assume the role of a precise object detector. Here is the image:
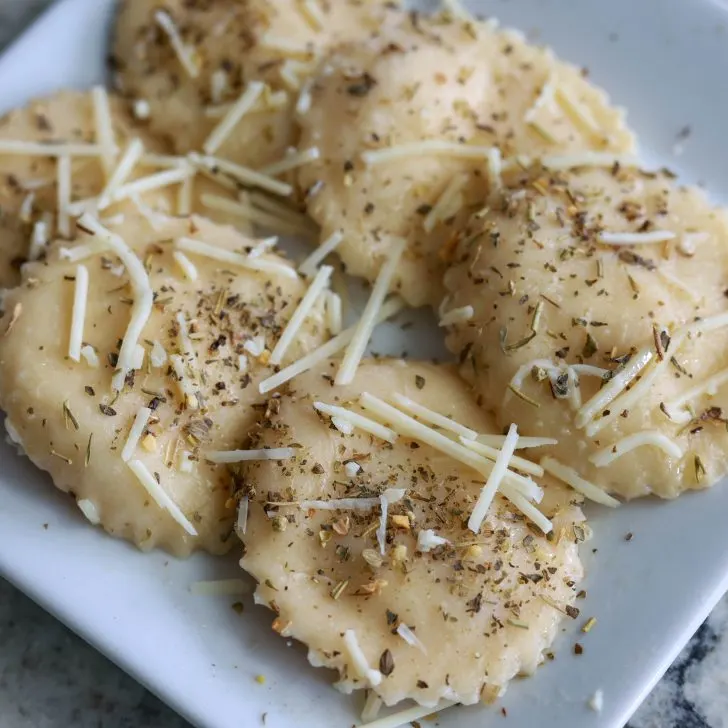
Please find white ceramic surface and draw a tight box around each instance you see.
[2,1,728,727]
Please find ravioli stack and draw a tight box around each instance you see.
[0,1,724,724]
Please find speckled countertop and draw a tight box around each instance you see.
[1,2,728,727]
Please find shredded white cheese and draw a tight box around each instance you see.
[259,33,315,58]
[540,457,620,507]
[487,146,502,188]
[270,265,332,365]
[68,264,89,362]
[97,137,145,209]
[588,689,604,713]
[170,354,198,409]
[459,437,544,478]
[127,459,198,535]
[662,367,728,424]
[297,0,325,29]
[376,487,406,555]
[438,304,474,327]
[177,450,195,473]
[362,140,496,165]
[554,85,602,138]
[77,499,100,525]
[477,434,557,449]
[260,146,321,177]
[507,490,553,534]
[325,291,343,335]
[344,461,361,478]
[154,9,200,78]
[361,693,382,723]
[299,497,379,511]
[598,230,676,245]
[540,152,638,171]
[248,236,278,259]
[336,238,406,385]
[28,220,48,261]
[295,77,314,116]
[91,86,117,177]
[177,173,194,215]
[236,496,249,535]
[56,155,71,238]
[590,431,684,467]
[417,529,450,552]
[359,702,455,728]
[203,81,265,155]
[468,424,519,533]
[80,345,99,367]
[423,174,468,233]
[205,448,296,464]
[133,99,151,120]
[188,152,292,197]
[18,191,35,222]
[299,230,344,277]
[99,166,194,210]
[150,340,168,368]
[396,623,428,654]
[200,193,306,237]
[313,402,398,443]
[258,297,404,394]
[175,236,297,279]
[575,348,654,429]
[172,250,198,281]
[121,407,152,462]
[392,393,477,440]
[343,630,382,687]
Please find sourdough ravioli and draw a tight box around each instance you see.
[443,164,728,500]
[297,16,635,307]
[240,359,585,707]
[111,0,401,167]
[0,214,328,556]
[0,89,169,289]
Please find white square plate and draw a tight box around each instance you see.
[2,1,728,727]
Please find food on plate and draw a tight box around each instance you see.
[239,359,586,708]
[297,14,635,307]
[111,0,402,168]
[442,163,728,500]
[0,213,329,556]
[0,88,173,289]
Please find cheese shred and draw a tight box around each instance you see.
[541,457,620,507]
[590,432,684,467]
[68,264,89,362]
[121,407,152,462]
[313,402,398,443]
[203,81,265,155]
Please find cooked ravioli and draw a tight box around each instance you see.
[240,359,585,707]
[0,214,328,556]
[111,0,401,167]
[442,163,728,499]
[297,16,635,307]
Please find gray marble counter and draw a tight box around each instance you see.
[0,2,727,727]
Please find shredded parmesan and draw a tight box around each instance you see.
[507,490,553,533]
[99,166,194,210]
[206,448,296,464]
[459,437,544,478]
[155,9,200,78]
[127,459,198,535]
[18,191,35,222]
[590,431,684,467]
[297,0,325,29]
[589,689,604,713]
[295,77,314,116]
[343,630,382,687]
[417,529,450,552]
[77,499,100,525]
[236,496,249,535]
[177,172,193,215]
[438,304,474,327]
[554,85,602,138]
[258,297,404,394]
[259,146,321,177]
[477,434,557,449]
[170,354,198,408]
[78,215,153,387]
[172,250,198,281]
[362,140,496,165]
[325,291,343,335]
[270,265,332,365]
[56,155,71,237]
[299,497,379,511]
[468,424,519,533]
[203,81,265,154]
[396,623,427,654]
[175,236,297,279]
[598,230,676,245]
[259,33,315,58]
[150,340,168,368]
[80,345,99,367]
[68,264,89,362]
[91,86,117,176]
[133,99,151,120]
[313,401,397,442]
[662,367,728,424]
[361,693,382,723]
[28,220,48,261]
[299,230,344,277]
[655,268,701,303]
[423,174,468,232]
[247,191,316,231]
[188,152,292,197]
[391,393,477,440]
[487,146,502,188]
[97,137,145,209]
[0,140,107,157]
[121,407,152,462]
[575,348,654,429]
[336,238,406,385]
[248,236,278,259]
[200,193,309,237]
[359,702,455,728]
[540,457,620,507]
[540,152,638,171]
[190,579,250,596]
